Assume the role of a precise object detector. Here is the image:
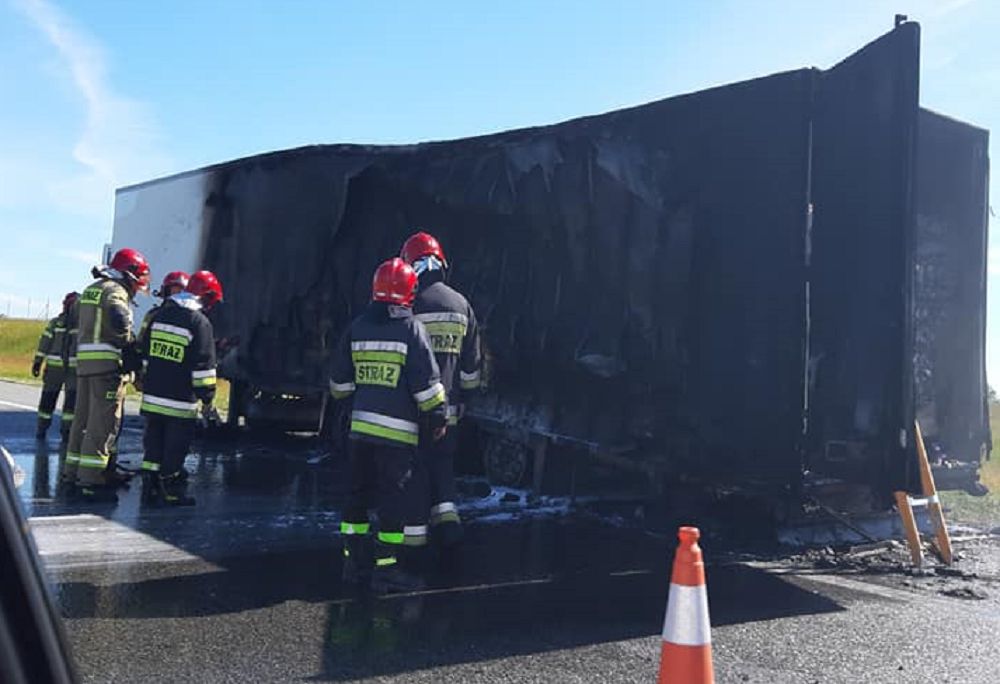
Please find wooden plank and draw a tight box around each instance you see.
[914,421,954,565]
[894,491,923,568]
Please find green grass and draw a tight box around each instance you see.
[939,403,1000,528]
[0,318,45,383]
[0,317,229,411]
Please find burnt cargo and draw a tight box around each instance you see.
[111,23,989,502]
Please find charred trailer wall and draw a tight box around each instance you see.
[187,23,985,502]
[807,23,921,496]
[263,70,814,489]
[913,109,990,468]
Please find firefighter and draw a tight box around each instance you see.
[32,292,79,440]
[137,271,190,351]
[63,248,151,502]
[400,231,482,547]
[330,258,447,593]
[138,270,222,506]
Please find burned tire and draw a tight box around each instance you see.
[483,436,529,487]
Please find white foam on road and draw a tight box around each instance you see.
[29,514,207,570]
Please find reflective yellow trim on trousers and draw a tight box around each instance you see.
[350,420,418,446]
[78,454,109,469]
[341,521,371,535]
[377,531,404,545]
[65,452,80,464]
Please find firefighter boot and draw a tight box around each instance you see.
[140,472,160,505]
[77,484,118,505]
[158,472,195,506]
[372,544,426,595]
[341,535,374,588]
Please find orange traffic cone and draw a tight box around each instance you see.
[657,526,714,684]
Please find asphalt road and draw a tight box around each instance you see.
[2,380,999,683]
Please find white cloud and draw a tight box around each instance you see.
[928,0,979,18]
[13,0,172,219]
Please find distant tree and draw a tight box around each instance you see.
[989,385,998,405]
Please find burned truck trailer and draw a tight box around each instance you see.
[110,23,989,504]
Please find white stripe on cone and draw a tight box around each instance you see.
[662,583,712,646]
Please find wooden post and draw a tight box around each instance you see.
[914,422,954,565]
[894,491,923,567]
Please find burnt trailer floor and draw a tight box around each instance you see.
[3,381,1000,683]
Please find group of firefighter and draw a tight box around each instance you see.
[34,249,224,505]
[33,230,480,593]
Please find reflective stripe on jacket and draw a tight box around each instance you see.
[76,278,133,377]
[140,295,217,420]
[412,277,482,422]
[329,302,446,448]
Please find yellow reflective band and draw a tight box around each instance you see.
[141,401,197,419]
[375,556,397,567]
[150,330,191,347]
[38,412,52,420]
[78,351,121,361]
[62,413,74,421]
[418,388,446,412]
[352,350,407,365]
[341,521,371,535]
[350,420,418,446]
[78,454,109,469]
[377,531,405,545]
[93,299,103,344]
[192,376,217,388]
[140,461,161,472]
[65,452,80,464]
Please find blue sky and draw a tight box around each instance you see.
[1,0,998,378]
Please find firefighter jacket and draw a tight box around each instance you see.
[65,301,79,376]
[329,302,447,448]
[76,277,133,377]
[137,303,161,351]
[412,275,482,425]
[139,294,217,420]
[34,313,74,379]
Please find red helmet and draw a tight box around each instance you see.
[372,258,417,307]
[157,270,190,297]
[400,231,447,268]
[109,248,151,291]
[186,270,224,310]
[62,292,79,310]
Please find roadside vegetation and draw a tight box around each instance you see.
[0,318,44,382]
[0,317,230,410]
[940,403,1000,529]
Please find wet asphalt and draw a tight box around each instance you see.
[2,380,1000,683]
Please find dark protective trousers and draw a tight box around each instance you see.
[63,374,127,486]
[141,414,195,476]
[36,368,76,437]
[341,439,429,560]
[422,430,462,529]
